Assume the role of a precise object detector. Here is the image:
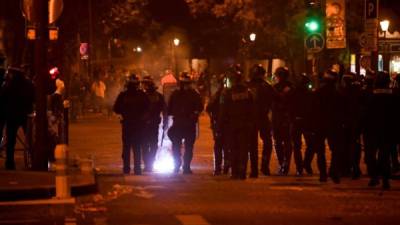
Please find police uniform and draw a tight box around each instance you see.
[141,76,165,172]
[167,74,203,174]
[291,74,315,176]
[220,71,257,179]
[247,65,275,177]
[207,86,230,175]
[114,75,150,175]
[339,73,363,178]
[364,72,398,189]
[313,70,345,183]
[272,67,294,175]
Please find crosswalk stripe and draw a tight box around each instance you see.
[176,215,210,225]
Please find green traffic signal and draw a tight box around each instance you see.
[305,19,320,32]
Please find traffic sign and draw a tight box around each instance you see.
[305,33,325,53]
[21,0,64,24]
[359,33,368,48]
[365,0,378,19]
[360,56,371,68]
[364,0,379,52]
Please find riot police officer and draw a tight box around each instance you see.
[313,69,344,183]
[339,72,362,179]
[364,71,398,189]
[247,64,275,177]
[206,76,230,175]
[272,67,294,175]
[141,76,165,172]
[220,68,257,179]
[291,74,315,176]
[114,74,150,175]
[167,73,203,174]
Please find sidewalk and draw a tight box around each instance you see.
[0,170,97,201]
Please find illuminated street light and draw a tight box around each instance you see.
[380,20,390,32]
[173,38,180,46]
[380,20,390,72]
[136,46,142,52]
[249,33,256,42]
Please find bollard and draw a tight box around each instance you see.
[54,144,71,199]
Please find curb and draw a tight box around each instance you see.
[0,173,98,202]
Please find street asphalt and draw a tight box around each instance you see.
[0,113,399,225]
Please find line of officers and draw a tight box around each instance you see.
[112,64,399,190]
[207,64,399,189]
[113,73,203,175]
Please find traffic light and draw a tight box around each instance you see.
[304,7,323,34]
[305,19,320,32]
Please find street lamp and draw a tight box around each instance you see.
[173,38,180,77]
[249,33,256,42]
[380,20,390,34]
[135,46,142,52]
[173,38,180,46]
[380,20,390,71]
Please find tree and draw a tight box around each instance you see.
[186,0,307,74]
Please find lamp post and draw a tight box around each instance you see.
[380,20,390,72]
[249,33,256,42]
[246,33,256,77]
[173,38,180,78]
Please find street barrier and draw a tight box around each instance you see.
[54,144,70,199]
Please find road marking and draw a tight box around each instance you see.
[269,186,305,191]
[65,217,77,225]
[176,215,210,225]
[0,219,40,224]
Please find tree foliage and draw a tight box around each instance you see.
[186,0,307,71]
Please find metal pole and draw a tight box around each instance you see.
[32,0,49,171]
[174,46,178,78]
[88,0,93,79]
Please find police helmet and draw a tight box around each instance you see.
[141,75,157,90]
[179,72,192,83]
[299,73,311,87]
[275,67,290,81]
[322,69,338,81]
[6,66,25,80]
[342,72,356,81]
[250,64,266,80]
[228,68,243,85]
[142,75,154,84]
[126,73,139,89]
[375,71,390,89]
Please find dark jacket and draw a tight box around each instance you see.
[247,78,275,124]
[313,82,344,132]
[219,83,257,130]
[2,74,35,120]
[339,83,362,131]
[168,88,203,126]
[144,90,165,126]
[206,87,223,132]
[113,88,150,125]
[291,85,315,130]
[364,88,399,143]
[272,80,294,126]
